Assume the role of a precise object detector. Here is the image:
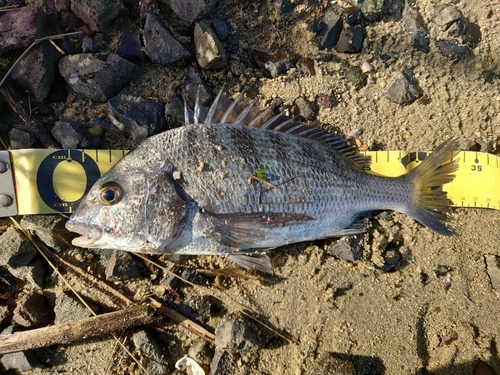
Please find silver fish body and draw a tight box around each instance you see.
[66,92,458,272]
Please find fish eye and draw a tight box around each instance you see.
[99,182,123,205]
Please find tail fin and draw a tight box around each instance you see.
[404,138,459,236]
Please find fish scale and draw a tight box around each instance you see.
[65,92,459,273]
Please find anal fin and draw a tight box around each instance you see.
[331,218,368,236]
[228,254,273,274]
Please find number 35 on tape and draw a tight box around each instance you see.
[0,148,498,217]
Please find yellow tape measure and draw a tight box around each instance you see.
[0,148,497,217]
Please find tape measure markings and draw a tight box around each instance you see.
[1,148,499,216]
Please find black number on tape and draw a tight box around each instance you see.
[36,150,101,212]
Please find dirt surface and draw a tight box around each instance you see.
[3,0,500,374]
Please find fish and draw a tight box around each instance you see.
[65,90,459,274]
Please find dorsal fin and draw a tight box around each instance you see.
[186,89,370,168]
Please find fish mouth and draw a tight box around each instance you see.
[65,221,103,247]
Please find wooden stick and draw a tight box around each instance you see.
[0,305,157,355]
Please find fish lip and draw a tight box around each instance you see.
[66,221,103,247]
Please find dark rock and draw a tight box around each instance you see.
[160,271,182,290]
[194,20,226,69]
[55,0,71,11]
[20,215,70,253]
[280,0,296,14]
[296,58,315,76]
[165,96,185,129]
[107,94,166,141]
[188,339,214,365]
[253,47,295,78]
[312,53,334,62]
[70,0,127,32]
[12,293,53,328]
[179,295,211,323]
[215,318,259,352]
[0,347,39,372]
[349,0,404,21]
[314,352,355,375]
[343,64,367,89]
[132,329,169,374]
[0,229,37,268]
[475,138,493,153]
[436,4,465,31]
[293,97,317,121]
[435,265,451,277]
[436,39,469,62]
[51,119,101,148]
[144,11,192,67]
[209,349,236,375]
[180,266,210,285]
[59,53,138,102]
[346,8,364,25]
[384,66,423,105]
[335,25,364,53]
[313,5,343,50]
[81,35,100,53]
[168,0,217,27]
[8,129,36,149]
[213,18,231,42]
[54,292,98,324]
[473,360,496,375]
[0,229,47,288]
[117,31,146,60]
[484,254,500,289]
[464,22,481,49]
[327,240,362,262]
[0,5,46,53]
[402,1,430,53]
[183,65,214,106]
[61,37,78,54]
[60,10,81,30]
[105,250,141,280]
[382,250,400,272]
[10,43,61,102]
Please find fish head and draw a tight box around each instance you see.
[65,150,189,252]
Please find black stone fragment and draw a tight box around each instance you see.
[253,47,295,78]
[296,57,315,76]
[12,292,53,328]
[209,349,236,375]
[293,96,317,121]
[194,20,227,69]
[215,318,260,352]
[314,352,355,375]
[133,329,169,374]
[8,129,36,149]
[107,94,166,141]
[70,0,127,32]
[59,53,138,102]
[51,119,101,148]
[10,42,62,102]
[0,330,39,372]
[169,0,217,27]
[213,18,231,42]
[144,11,192,67]
[0,5,46,53]
[436,39,470,62]
[346,8,364,25]
[280,0,296,14]
[105,250,142,280]
[183,65,214,106]
[384,66,423,105]
[117,31,146,60]
[313,5,343,50]
[81,35,100,53]
[402,1,430,53]
[336,25,364,53]
[165,95,186,129]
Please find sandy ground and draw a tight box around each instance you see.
[5,0,500,374]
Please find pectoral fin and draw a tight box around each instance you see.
[202,211,314,249]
